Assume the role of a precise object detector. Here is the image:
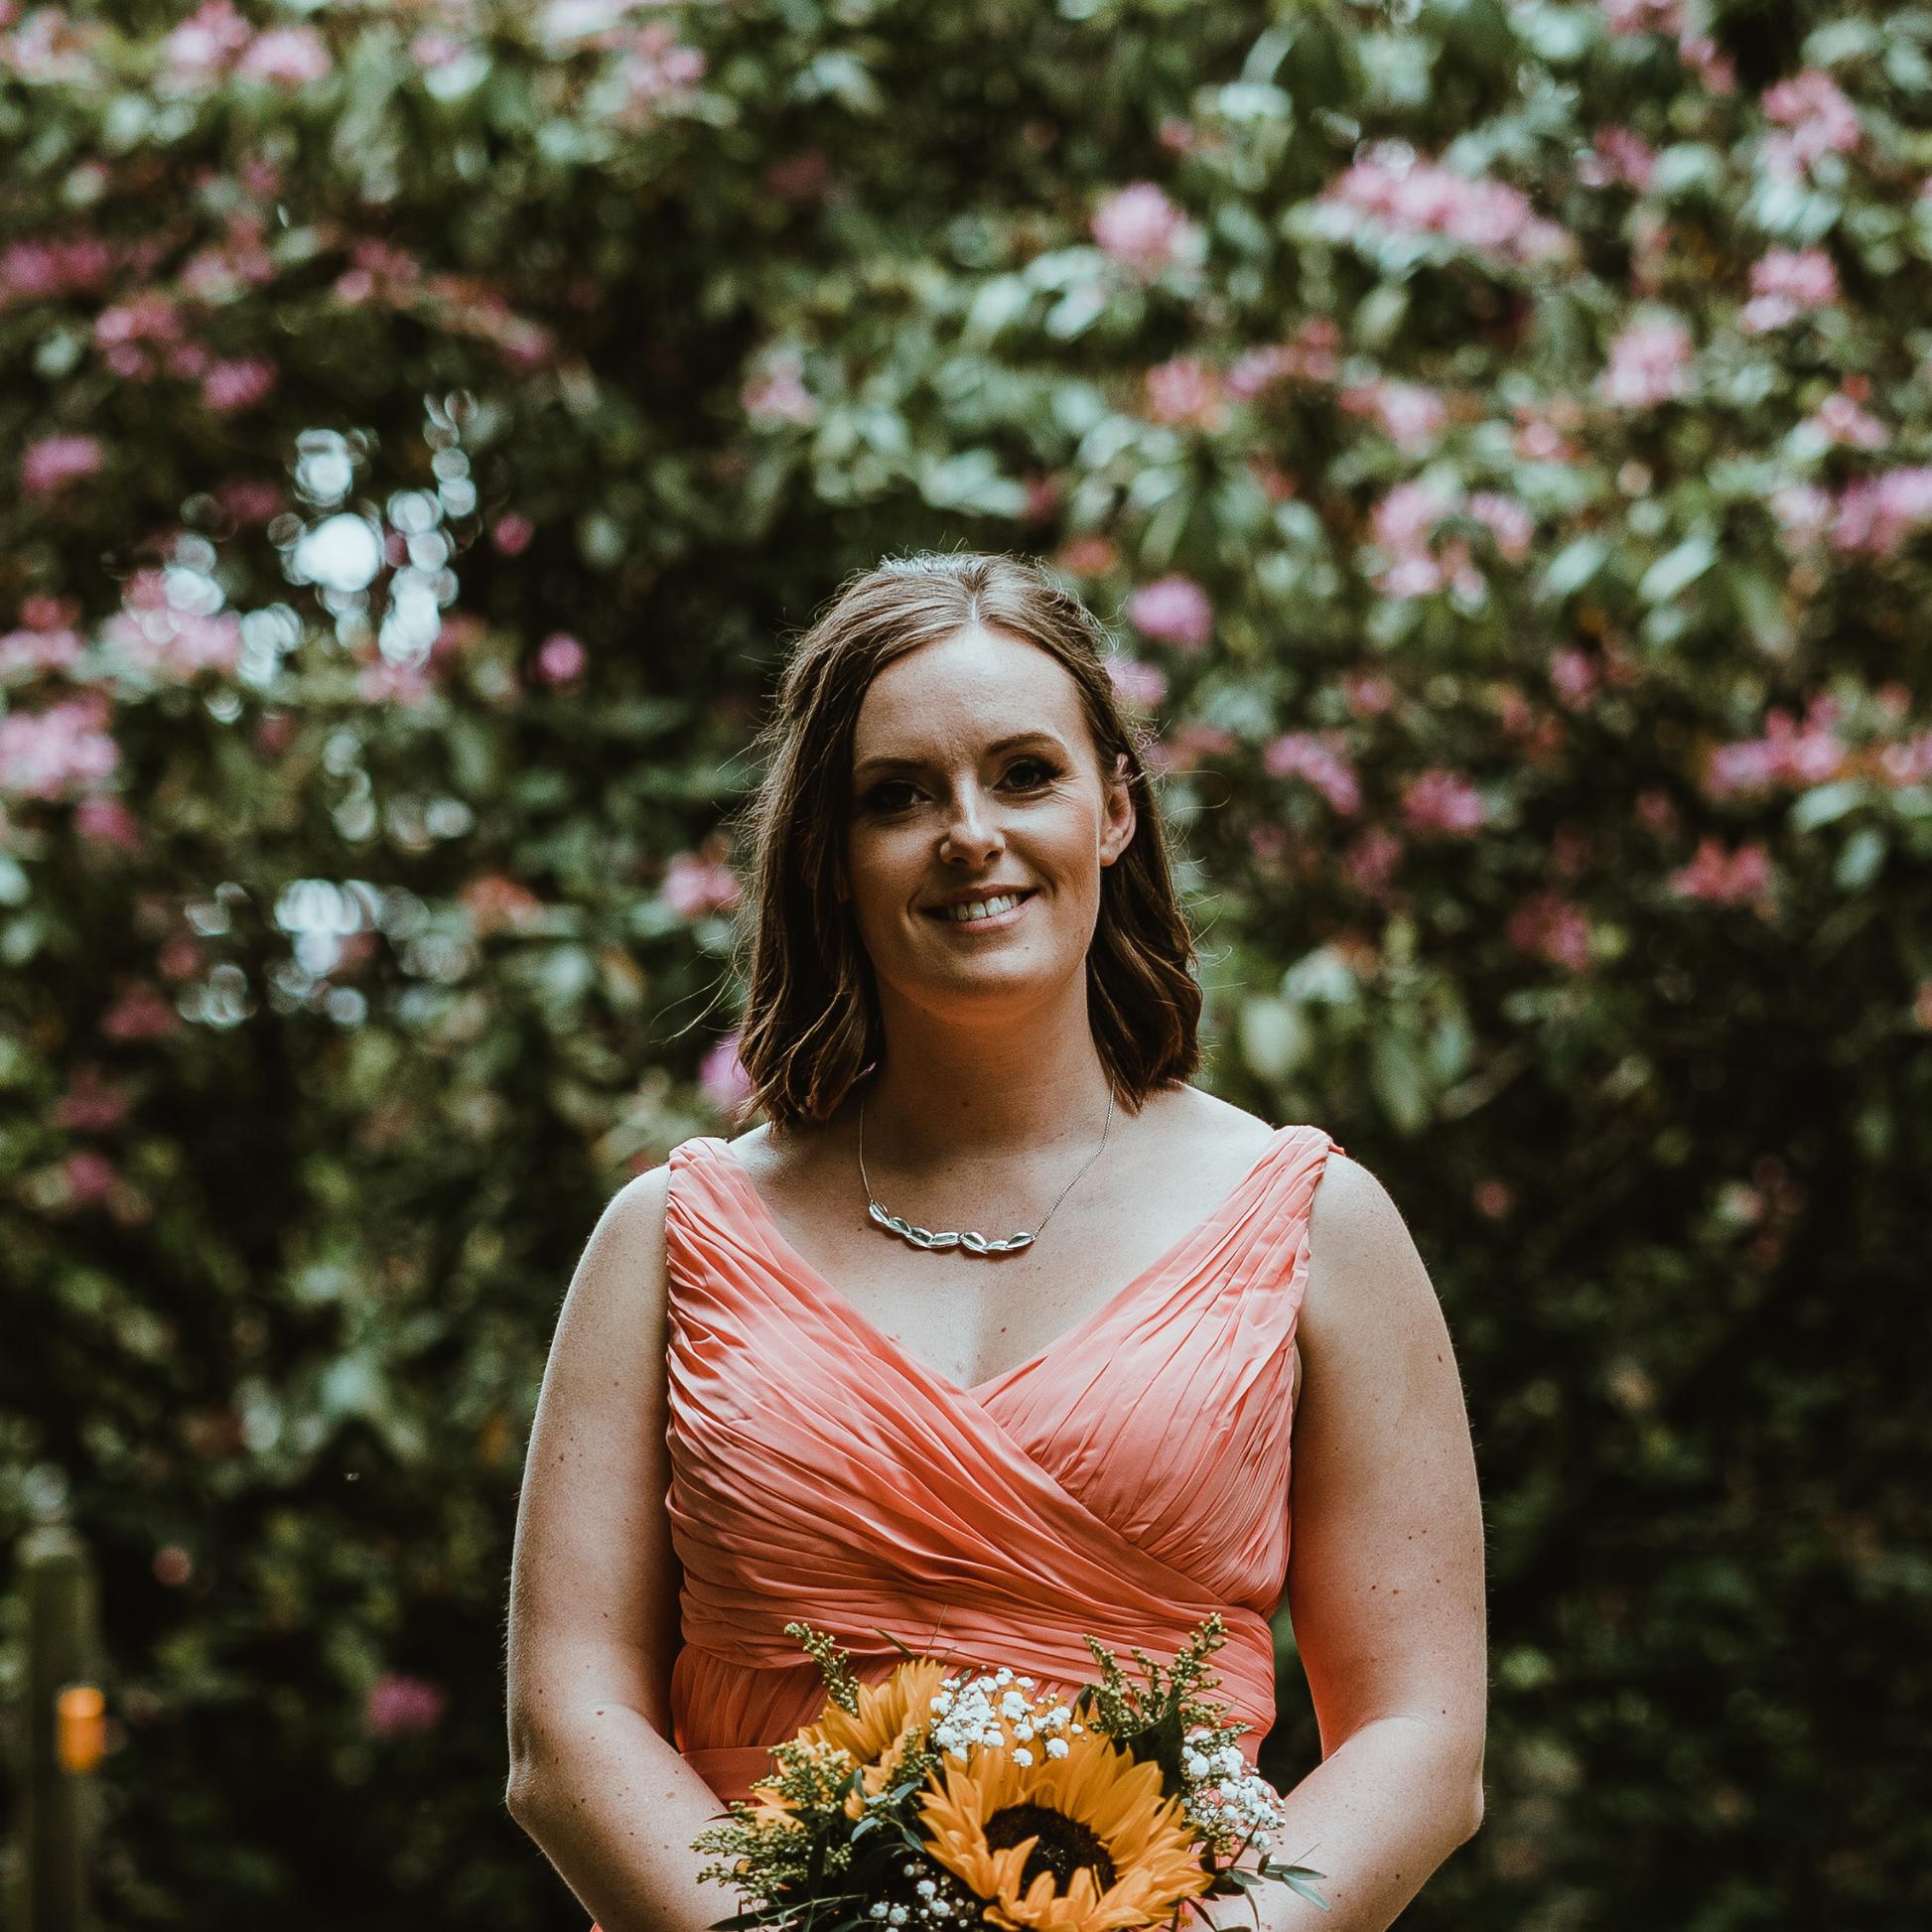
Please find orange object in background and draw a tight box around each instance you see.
[57,1684,105,1774]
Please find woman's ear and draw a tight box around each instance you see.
[1098,754,1137,867]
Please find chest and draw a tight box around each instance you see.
[753,1144,1264,1390]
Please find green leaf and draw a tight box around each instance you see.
[1638,536,1717,606]
[1538,535,1609,603]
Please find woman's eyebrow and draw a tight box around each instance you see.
[852,731,1067,777]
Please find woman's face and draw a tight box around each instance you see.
[844,625,1135,1028]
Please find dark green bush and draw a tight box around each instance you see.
[1,1,1927,1926]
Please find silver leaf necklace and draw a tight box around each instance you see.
[858,1088,1116,1256]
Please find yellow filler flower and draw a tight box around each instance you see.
[920,1728,1211,1932]
[755,1657,950,1822]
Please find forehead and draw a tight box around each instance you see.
[853,625,1093,760]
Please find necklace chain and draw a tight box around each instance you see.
[858,1088,1116,1256]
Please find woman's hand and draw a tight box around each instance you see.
[504,1169,725,1932]
[1250,1152,1488,1928]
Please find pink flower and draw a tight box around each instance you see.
[63,1151,119,1206]
[1346,827,1405,897]
[161,0,252,77]
[1105,658,1168,709]
[364,1674,446,1738]
[1670,836,1777,917]
[1091,183,1201,277]
[535,632,587,685]
[102,572,240,680]
[1549,648,1599,709]
[1707,698,1845,796]
[237,26,332,85]
[1509,892,1592,972]
[409,34,468,69]
[1578,126,1658,192]
[1153,721,1236,775]
[1145,356,1222,428]
[1600,318,1693,407]
[1805,389,1887,451]
[742,352,817,427]
[1879,733,1932,787]
[490,513,535,556]
[763,150,831,201]
[1473,1178,1514,1219]
[52,1067,132,1132]
[1832,468,1932,556]
[216,477,285,525]
[1466,491,1535,562]
[1759,69,1860,182]
[1369,479,1459,596]
[0,236,114,305]
[1739,248,1839,332]
[1635,787,1678,838]
[1227,320,1340,397]
[75,795,141,851]
[1342,671,1395,717]
[1127,576,1213,651]
[1320,147,1572,266]
[21,434,103,495]
[101,982,177,1041]
[0,622,82,680]
[616,26,704,112]
[662,852,741,920]
[0,697,119,798]
[1771,483,1833,553]
[179,222,275,302]
[201,356,275,414]
[700,1033,755,1120]
[356,656,437,707]
[1601,0,1682,33]
[1403,769,1487,837]
[95,293,184,348]
[1340,380,1447,455]
[462,874,543,935]
[1264,733,1360,815]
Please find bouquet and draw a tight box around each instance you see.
[694,1616,1328,1932]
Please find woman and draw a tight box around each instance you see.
[505,553,1486,1931]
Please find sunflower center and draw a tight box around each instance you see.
[984,1804,1117,1897]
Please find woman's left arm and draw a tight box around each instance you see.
[1243,1152,1487,1930]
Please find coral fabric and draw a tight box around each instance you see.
[662,1124,1335,1804]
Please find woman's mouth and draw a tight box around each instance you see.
[926,890,1035,924]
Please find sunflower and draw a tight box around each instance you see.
[754,1657,950,1822]
[918,1729,1210,1932]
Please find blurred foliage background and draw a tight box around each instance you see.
[1,0,1928,1926]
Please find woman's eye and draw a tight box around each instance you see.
[861,779,921,814]
[1003,759,1057,791]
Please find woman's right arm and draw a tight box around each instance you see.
[505,1168,728,1932]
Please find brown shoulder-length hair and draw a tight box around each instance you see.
[738,552,1200,1127]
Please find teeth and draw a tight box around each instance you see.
[944,893,1021,922]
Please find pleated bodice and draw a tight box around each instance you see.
[661,1123,1334,1801]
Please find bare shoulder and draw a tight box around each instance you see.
[1143,1081,1280,1162]
[1304,1152,1438,1327]
[592,1162,672,1261]
[1310,1150,1412,1246]
[561,1164,672,1338]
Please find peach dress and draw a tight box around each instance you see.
[663,1123,1336,1804]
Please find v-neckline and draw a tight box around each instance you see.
[709,1126,1298,1401]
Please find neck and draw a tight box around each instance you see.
[862,976,1114,1163]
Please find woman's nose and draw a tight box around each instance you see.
[939,785,1002,866]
